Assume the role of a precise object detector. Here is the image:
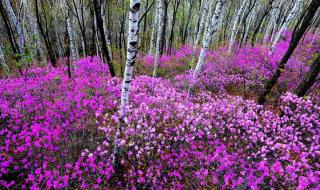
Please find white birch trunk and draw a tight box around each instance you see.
[192,0,214,68]
[166,5,172,49]
[153,0,164,77]
[62,0,78,61]
[113,0,141,167]
[193,0,226,77]
[193,0,207,43]
[24,0,45,62]
[0,45,9,74]
[21,0,29,44]
[81,38,86,57]
[32,18,45,59]
[0,45,5,66]
[228,0,247,53]
[194,0,212,47]
[185,0,193,44]
[0,44,5,62]
[242,10,255,46]
[4,0,25,54]
[270,0,303,51]
[203,4,214,43]
[67,13,78,62]
[214,4,226,46]
[77,1,87,57]
[94,16,100,57]
[120,1,140,116]
[269,6,280,47]
[190,0,213,68]
[149,3,159,54]
[72,22,79,59]
[263,17,274,44]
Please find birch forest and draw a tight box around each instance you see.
[1,0,320,189]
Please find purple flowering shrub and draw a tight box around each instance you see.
[138,45,194,77]
[144,32,319,97]
[2,59,319,189]
[100,83,320,189]
[0,57,121,188]
[0,32,319,189]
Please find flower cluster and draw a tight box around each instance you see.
[0,57,120,189]
[0,31,319,189]
[142,31,319,97]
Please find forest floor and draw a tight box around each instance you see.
[0,38,320,189]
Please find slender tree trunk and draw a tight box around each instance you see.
[118,0,126,73]
[62,0,78,62]
[24,1,46,62]
[167,0,180,55]
[0,2,21,75]
[93,15,100,57]
[270,0,303,52]
[113,0,141,173]
[191,0,226,91]
[238,0,257,50]
[239,9,254,49]
[101,2,113,60]
[65,34,72,79]
[190,0,213,67]
[121,4,127,63]
[89,6,95,55]
[194,0,212,47]
[182,0,196,44]
[228,0,247,53]
[4,0,25,54]
[153,0,164,77]
[193,0,205,43]
[250,0,274,46]
[216,5,226,46]
[294,55,320,97]
[142,0,149,51]
[149,2,159,54]
[166,3,172,50]
[263,17,274,43]
[0,44,9,74]
[223,0,234,44]
[258,0,320,104]
[0,1,19,56]
[35,0,57,67]
[180,0,185,39]
[66,11,78,62]
[93,0,116,77]
[79,1,87,57]
[68,0,87,57]
[269,4,283,47]
[160,0,168,56]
